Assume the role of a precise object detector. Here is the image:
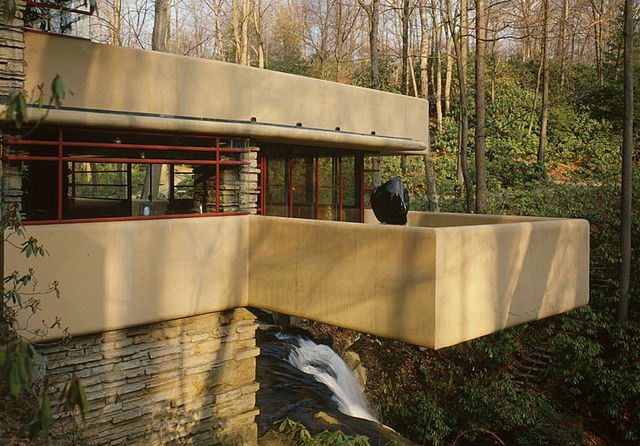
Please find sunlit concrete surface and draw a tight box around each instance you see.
[8,217,250,339]
[21,32,428,154]
[8,213,588,348]
[250,212,589,349]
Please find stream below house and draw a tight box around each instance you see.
[255,325,415,446]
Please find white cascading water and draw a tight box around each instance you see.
[276,333,378,423]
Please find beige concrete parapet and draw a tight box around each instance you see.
[8,217,250,339]
[249,213,589,349]
[7,212,588,349]
[22,32,428,154]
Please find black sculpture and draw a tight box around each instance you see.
[370,176,410,225]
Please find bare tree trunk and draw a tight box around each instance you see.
[89,163,99,194]
[358,0,382,185]
[232,0,249,65]
[431,4,443,128]
[475,0,487,213]
[537,0,549,172]
[152,0,171,51]
[110,0,122,46]
[617,0,634,325]
[357,0,381,89]
[420,0,440,211]
[253,0,266,68]
[444,32,453,115]
[528,60,542,135]
[559,0,569,88]
[447,0,473,211]
[241,0,250,65]
[142,165,163,203]
[409,56,419,97]
[591,0,605,84]
[401,0,411,95]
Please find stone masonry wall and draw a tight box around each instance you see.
[38,308,260,446]
[1,2,26,208]
[0,1,25,100]
[194,147,260,214]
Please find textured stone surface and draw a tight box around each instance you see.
[38,309,260,446]
[193,147,260,214]
[0,4,25,100]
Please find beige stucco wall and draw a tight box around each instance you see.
[249,213,589,349]
[7,213,589,348]
[22,32,428,154]
[248,216,438,347]
[432,218,589,348]
[7,217,250,340]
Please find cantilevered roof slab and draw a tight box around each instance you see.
[23,32,428,154]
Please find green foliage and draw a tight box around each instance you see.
[5,91,28,128]
[276,418,379,446]
[371,52,639,444]
[4,74,69,128]
[1,204,87,441]
[2,0,16,20]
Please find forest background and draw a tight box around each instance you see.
[20,0,640,444]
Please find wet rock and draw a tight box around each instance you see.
[342,351,367,389]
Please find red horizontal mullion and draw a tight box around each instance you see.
[2,156,249,165]
[62,141,217,152]
[72,184,128,187]
[73,170,129,174]
[3,140,59,146]
[4,141,249,154]
[218,148,251,153]
[2,155,58,161]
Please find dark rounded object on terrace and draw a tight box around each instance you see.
[370,176,410,225]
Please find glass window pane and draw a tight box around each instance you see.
[341,157,356,207]
[17,160,57,221]
[266,159,286,216]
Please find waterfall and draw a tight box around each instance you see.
[276,332,378,423]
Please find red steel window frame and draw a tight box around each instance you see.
[261,154,364,222]
[1,128,252,225]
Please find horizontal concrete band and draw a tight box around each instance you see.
[23,32,430,154]
[22,107,428,154]
[8,212,589,349]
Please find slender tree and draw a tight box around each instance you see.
[401,0,412,95]
[446,0,473,211]
[152,0,171,52]
[420,0,440,211]
[475,0,487,213]
[617,0,634,325]
[357,0,381,90]
[537,0,549,172]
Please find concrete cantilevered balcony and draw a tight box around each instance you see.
[9,213,588,349]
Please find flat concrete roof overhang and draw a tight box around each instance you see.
[8,213,589,349]
[20,32,429,155]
